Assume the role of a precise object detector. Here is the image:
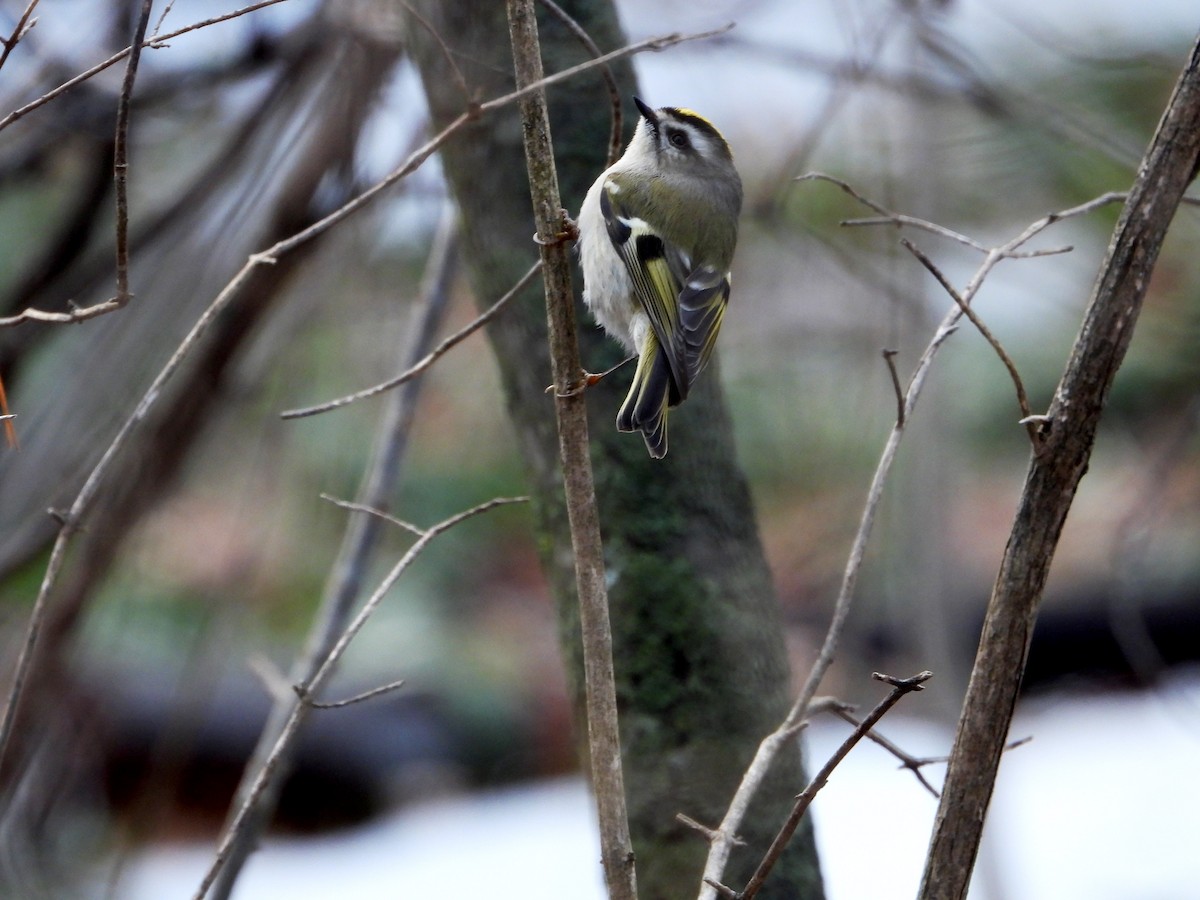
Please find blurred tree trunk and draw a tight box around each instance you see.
[406,2,824,897]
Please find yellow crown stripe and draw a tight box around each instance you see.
[666,107,727,144]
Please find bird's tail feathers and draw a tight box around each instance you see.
[616,336,676,459]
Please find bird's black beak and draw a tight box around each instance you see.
[633,96,658,130]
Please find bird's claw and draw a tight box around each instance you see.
[532,209,580,246]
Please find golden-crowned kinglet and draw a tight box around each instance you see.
[578,97,743,459]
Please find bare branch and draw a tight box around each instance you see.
[151,0,180,38]
[297,678,407,709]
[676,813,737,845]
[0,0,293,134]
[111,0,154,306]
[482,21,733,117]
[804,172,1130,259]
[799,172,987,251]
[281,260,540,419]
[900,238,1041,447]
[704,877,741,900]
[506,2,636,899]
[319,495,425,537]
[737,672,933,900]
[537,0,623,167]
[398,1,471,106]
[0,0,154,330]
[0,0,39,73]
[192,496,525,900]
[828,704,940,798]
[881,349,904,425]
[0,297,124,328]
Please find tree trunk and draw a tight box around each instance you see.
[406,2,824,896]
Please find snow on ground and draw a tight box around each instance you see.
[116,672,1200,900]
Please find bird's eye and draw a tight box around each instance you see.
[667,129,689,149]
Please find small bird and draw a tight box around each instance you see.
[578,98,742,458]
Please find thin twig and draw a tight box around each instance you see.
[281,260,540,419]
[829,705,940,798]
[111,0,154,307]
[676,813,733,845]
[0,0,40,73]
[799,172,987,251]
[150,0,179,38]
[0,0,157,330]
[480,22,733,117]
[319,495,424,537]
[900,238,1040,447]
[398,1,471,106]
[537,0,623,167]
[730,672,933,900]
[803,172,1130,258]
[297,678,407,709]
[881,349,904,425]
[907,734,1032,770]
[0,0,292,135]
[192,497,524,900]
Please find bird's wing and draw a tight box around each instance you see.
[677,265,731,386]
[599,181,688,401]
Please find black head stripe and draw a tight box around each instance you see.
[663,108,725,144]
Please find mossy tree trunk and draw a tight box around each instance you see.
[407,3,824,896]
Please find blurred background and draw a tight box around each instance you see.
[0,0,1198,897]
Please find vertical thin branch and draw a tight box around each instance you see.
[112,0,154,305]
[919,32,1200,900]
[206,209,459,900]
[536,0,622,166]
[505,3,636,900]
